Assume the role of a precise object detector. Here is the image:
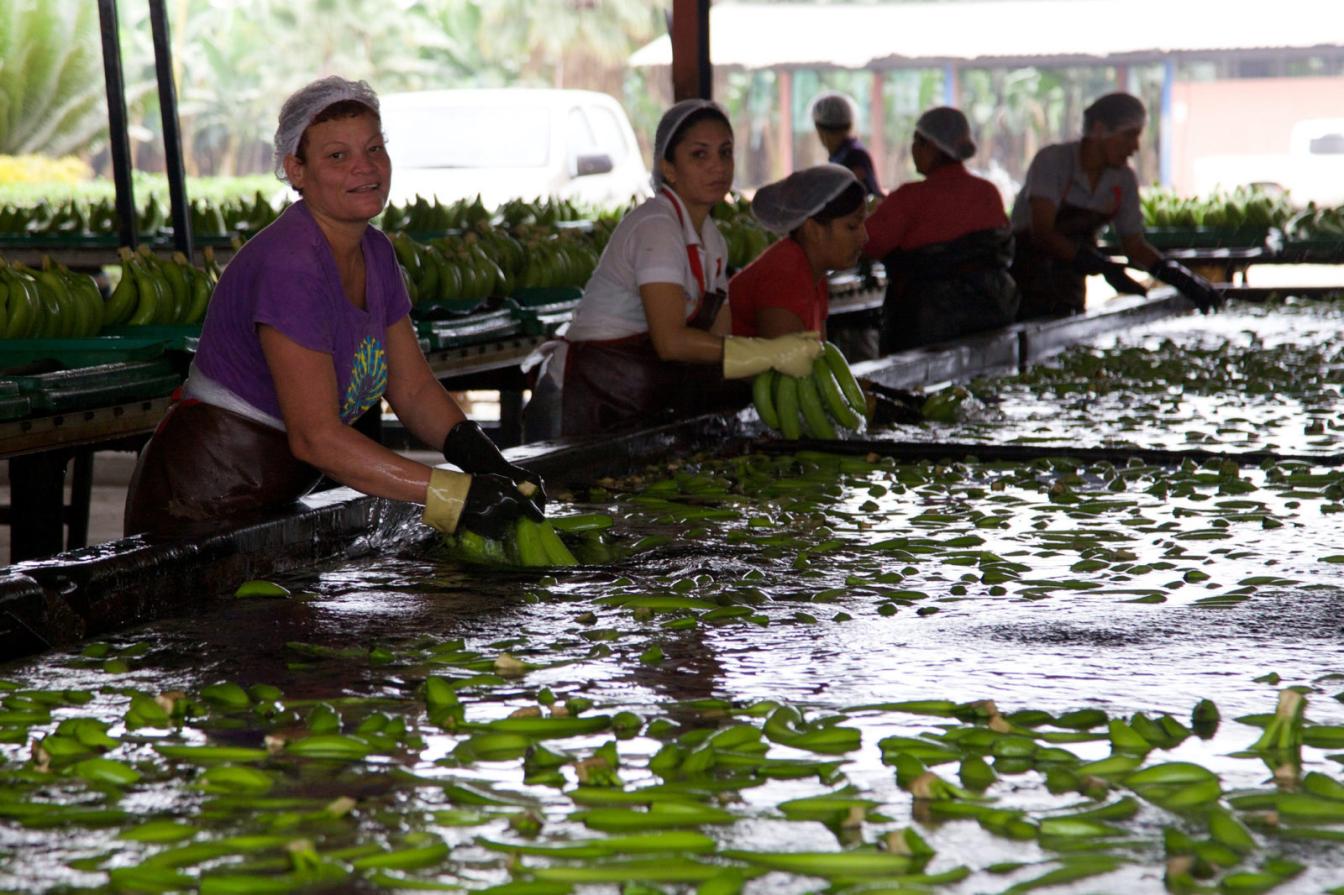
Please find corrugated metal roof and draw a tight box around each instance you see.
[629,0,1344,69]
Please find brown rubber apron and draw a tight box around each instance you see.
[124,399,322,539]
[1011,203,1114,319]
[561,190,746,437]
[560,287,738,437]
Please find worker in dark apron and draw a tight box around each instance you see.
[125,76,543,540]
[524,100,823,439]
[863,106,1017,352]
[1009,92,1223,319]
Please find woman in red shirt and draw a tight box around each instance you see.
[729,164,867,339]
[864,107,1018,353]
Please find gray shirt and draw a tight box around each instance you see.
[1009,141,1144,238]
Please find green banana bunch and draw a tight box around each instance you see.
[15,260,61,337]
[135,245,185,323]
[175,252,213,325]
[0,261,15,337]
[753,341,868,440]
[442,517,578,568]
[39,256,104,338]
[111,246,214,326]
[190,198,230,238]
[103,249,141,327]
[0,259,35,338]
[389,219,606,305]
[117,247,166,327]
[919,385,970,423]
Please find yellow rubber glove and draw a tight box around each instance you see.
[422,467,472,534]
[722,331,823,379]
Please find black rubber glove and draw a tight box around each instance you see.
[1071,245,1148,297]
[1150,258,1224,314]
[461,472,545,540]
[442,419,547,509]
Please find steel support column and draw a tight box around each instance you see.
[943,64,959,108]
[149,0,193,258]
[1159,57,1175,187]
[96,0,137,248]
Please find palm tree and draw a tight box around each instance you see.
[475,0,661,88]
[0,1,108,156]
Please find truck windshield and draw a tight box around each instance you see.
[383,106,551,168]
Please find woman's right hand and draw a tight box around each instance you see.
[722,332,823,379]
[423,469,544,539]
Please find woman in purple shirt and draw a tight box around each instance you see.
[124,77,543,539]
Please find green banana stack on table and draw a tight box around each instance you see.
[752,341,869,440]
[107,245,216,327]
[0,256,110,338]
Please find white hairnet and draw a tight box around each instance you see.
[1083,92,1147,135]
[915,106,976,161]
[751,164,859,235]
[273,76,380,183]
[810,92,856,130]
[651,98,729,188]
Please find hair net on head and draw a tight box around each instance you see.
[751,164,859,235]
[651,98,729,188]
[273,76,380,182]
[1083,92,1147,135]
[810,92,856,130]
[915,106,976,161]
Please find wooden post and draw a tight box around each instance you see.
[868,71,886,188]
[671,0,712,101]
[777,68,794,179]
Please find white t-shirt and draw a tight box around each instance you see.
[1009,141,1144,239]
[566,189,729,341]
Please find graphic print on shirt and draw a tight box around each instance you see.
[341,336,388,422]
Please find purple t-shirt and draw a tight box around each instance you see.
[194,201,411,424]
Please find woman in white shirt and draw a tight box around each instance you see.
[526,99,821,439]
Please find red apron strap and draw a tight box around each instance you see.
[661,188,708,319]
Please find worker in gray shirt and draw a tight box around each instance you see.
[1009,92,1221,318]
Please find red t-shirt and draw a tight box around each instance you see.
[863,163,1008,259]
[728,237,828,337]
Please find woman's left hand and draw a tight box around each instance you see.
[442,419,547,509]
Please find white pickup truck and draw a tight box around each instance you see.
[377,88,653,211]
[1192,118,1344,205]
